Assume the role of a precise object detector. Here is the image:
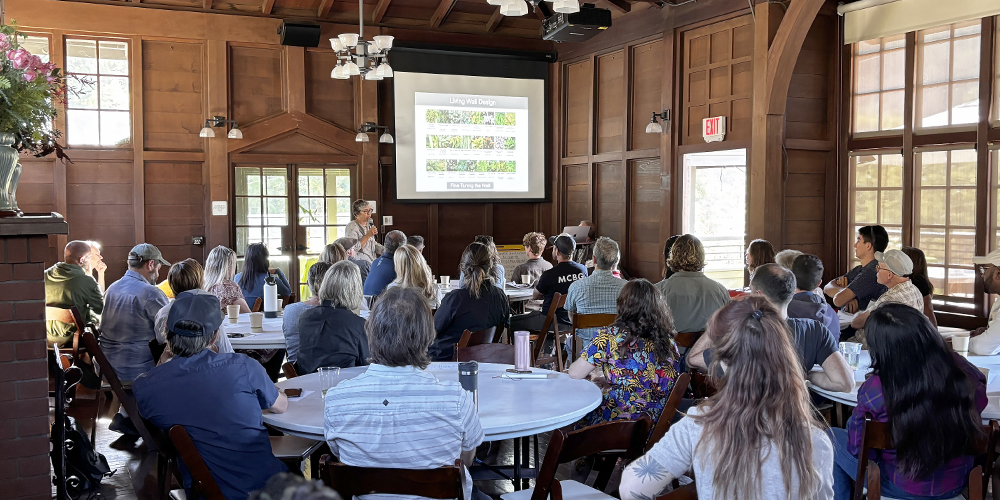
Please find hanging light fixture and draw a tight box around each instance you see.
[552,0,580,13]
[199,116,243,140]
[330,0,393,81]
[500,0,529,16]
[227,123,243,139]
[356,122,394,143]
[645,110,670,134]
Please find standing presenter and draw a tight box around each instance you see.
[345,200,383,266]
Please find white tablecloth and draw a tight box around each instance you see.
[809,350,1000,421]
[265,362,603,441]
[227,310,370,350]
[438,284,534,303]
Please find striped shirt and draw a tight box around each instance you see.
[564,270,626,347]
[852,280,924,348]
[324,364,484,500]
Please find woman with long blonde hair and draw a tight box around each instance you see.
[203,245,251,313]
[620,296,834,500]
[388,244,438,309]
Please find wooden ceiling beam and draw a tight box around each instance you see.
[603,0,630,13]
[485,8,503,32]
[429,0,459,27]
[203,0,213,8]
[261,0,275,14]
[372,0,392,23]
[317,0,334,17]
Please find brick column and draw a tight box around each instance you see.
[0,215,68,500]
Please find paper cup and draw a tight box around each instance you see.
[227,304,240,324]
[277,299,284,316]
[978,366,990,382]
[440,276,451,286]
[952,334,970,356]
[249,312,264,333]
[521,274,530,285]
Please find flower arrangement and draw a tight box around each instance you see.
[0,21,69,158]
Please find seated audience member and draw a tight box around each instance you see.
[249,474,343,500]
[829,304,985,500]
[431,242,510,361]
[324,287,484,500]
[459,235,505,288]
[156,279,175,300]
[204,245,251,314]
[511,231,553,287]
[774,248,803,270]
[362,229,406,296]
[319,242,347,264]
[282,261,330,365]
[510,234,588,332]
[334,236,371,283]
[134,291,288,500]
[45,240,105,347]
[789,254,840,338]
[849,250,924,347]
[154,259,233,360]
[297,261,369,374]
[620,296,834,500]
[901,246,937,328]
[568,279,680,427]
[825,225,889,313]
[564,237,627,351]
[407,235,425,253]
[387,244,439,309]
[654,234,729,333]
[344,199,382,265]
[85,240,108,292]
[690,264,853,393]
[101,243,170,383]
[971,250,1000,355]
[745,238,776,282]
[574,220,597,268]
[661,235,681,281]
[236,243,292,308]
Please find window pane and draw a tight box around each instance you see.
[953,36,981,81]
[99,76,130,110]
[299,198,325,225]
[65,38,132,149]
[949,228,976,267]
[263,169,287,196]
[327,170,351,196]
[235,167,259,196]
[920,42,950,85]
[881,90,904,130]
[99,111,131,146]
[857,39,881,55]
[98,41,129,75]
[852,35,906,135]
[919,85,950,127]
[855,156,878,188]
[66,39,97,74]
[854,94,880,133]
[919,151,947,186]
[916,22,981,129]
[950,188,976,226]
[855,190,877,223]
[882,49,904,90]
[918,229,946,265]
[880,190,902,225]
[67,77,98,109]
[265,198,288,226]
[67,110,100,146]
[950,81,979,125]
[881,154,903,187]
[20,35,50,62]
[919,189,946,225]
[856,53,882,93]
[950,149,977,186]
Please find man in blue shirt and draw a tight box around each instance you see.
[789,254,840,338]
[133,291,288,500]
[824,225,889,312]
[362,230,407,296]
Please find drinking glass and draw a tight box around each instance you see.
[839,342,862,369]
[319,366,341,397]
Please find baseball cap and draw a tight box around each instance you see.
[167,290,224,337]
[973,249,1000,267]
[548,233,576,256]
[875,250,913,276]
[128,243,170,266]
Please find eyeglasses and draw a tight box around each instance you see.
[361,209,373,214]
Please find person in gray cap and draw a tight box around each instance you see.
[849,249,924,347]
[510,233,588,332]
[133,291,287,500]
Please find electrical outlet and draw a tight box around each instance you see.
[383,216,393,226]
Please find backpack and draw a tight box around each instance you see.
[51,415,113,497]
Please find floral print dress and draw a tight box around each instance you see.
[580,326,681,427]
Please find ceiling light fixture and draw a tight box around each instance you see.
[356,122,394,143]
[199,116,243,139]
[645,110,670,134]
[331,0,393,81]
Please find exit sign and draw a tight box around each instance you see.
[702,116,726,143]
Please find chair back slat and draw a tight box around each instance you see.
[646,373,692,452]
[251,297,263,312]
[454,343,517,364]
[572,313,617,330]
[169,425,228,500]
[282,362,299,379]
[457,327,496,349]
[673,331,702,349]
[531,293,566,369]
[46,306,76,324]
[654,482,697,500]
[865,461,881,500]
[319,455,463,499]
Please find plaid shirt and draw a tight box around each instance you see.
[852,280,924,348]
[848,353,987,496]
[564,270,626,346]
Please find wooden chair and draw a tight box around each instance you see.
[281,362,299,379]
[454,343,517,364]
[456,326,498,349]
[270,435,325,474]
[251,297,263,312]
[168,425,227,500]
[279,294,296,305]
[530,293,568,371]
[569,313,617,359]
[655,483,697,500]
[646,373,693,452]
[500,416,653,500]
[318,455,463,499]
[46,305,88,364]
[854,417,997,500]
[673,331,703,349]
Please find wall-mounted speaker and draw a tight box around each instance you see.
[278,22,321,47]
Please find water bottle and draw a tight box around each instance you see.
[514,331,530,371]
[263,274,278,319]
[458,361,478,411]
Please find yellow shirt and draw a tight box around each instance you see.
[156,279,175,299]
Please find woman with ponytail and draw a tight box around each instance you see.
[620,296,834,500]
[429,242,510,361]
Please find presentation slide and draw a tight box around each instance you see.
[394,72,546,202]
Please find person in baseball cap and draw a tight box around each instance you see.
[848,249,924,344]
[132,290,289,500]
[126,243,170,285]
[511,233,589,333]
[969,250,1000,355]
[549,233,577,258]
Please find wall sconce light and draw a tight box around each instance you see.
[645,110,670,134]
[199,116,243,139]
[356,122,394,143]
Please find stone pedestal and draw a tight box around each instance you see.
[0,213,68,500]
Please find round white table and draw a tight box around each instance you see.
[438,284,535,304]
[809,351,1000,421]
[226,313,286,350]
[264,362,603,442]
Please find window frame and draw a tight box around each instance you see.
[62,35,134,149]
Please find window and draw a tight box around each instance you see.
[853,34,906,134]
[64,38,131,147]
[681,148,747,289]
[915,21,980,129]
[19,35,50,62]
[914,149,977,302]
[849,153,904,268]
[297,167,352,253]
[235,166,289,257]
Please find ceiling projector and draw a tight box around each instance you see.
[541,4,612,42]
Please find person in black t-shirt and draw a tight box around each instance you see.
[510,233,588,332]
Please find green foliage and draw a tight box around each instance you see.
[425,135,516,151]
[424,159,516,172]
[424,109,516,126]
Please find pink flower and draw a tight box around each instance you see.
[22,68,37,82]
[29,55,43,69]
[0,34,10,51]
[7,48,31,70]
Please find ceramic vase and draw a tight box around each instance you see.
[0,133,23,217]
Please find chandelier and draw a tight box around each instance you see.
[486,0,580,16]
[331,0,393,80]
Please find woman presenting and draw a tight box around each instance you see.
[345,199,383,265]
